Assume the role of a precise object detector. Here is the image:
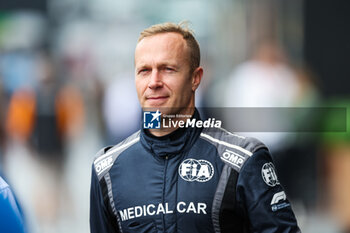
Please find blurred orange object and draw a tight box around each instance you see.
[55,85,84,138]
[6,89,36,141]
[325,145,350,231]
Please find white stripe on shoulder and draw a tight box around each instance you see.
[218,127,245,139]
[94,137,140,164]
[200,133,252,156]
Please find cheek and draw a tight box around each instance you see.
[169,80,192,104]
[173,79,192,94]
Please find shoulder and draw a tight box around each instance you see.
[0,176,21,216]
[92,130,141,180]
[200,127,267,172]
[0,176,10,194]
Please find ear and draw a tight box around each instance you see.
[191,67,203,91]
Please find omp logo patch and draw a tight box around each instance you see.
[261,162,280,187]
[95,156,113,175]
[221,149,245,168]
[178,159,214,182]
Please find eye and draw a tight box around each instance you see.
[138,68,150,75]
[164,67,175,72]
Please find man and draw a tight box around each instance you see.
[90,22,301,233]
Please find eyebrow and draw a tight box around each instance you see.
[136,62,179,69]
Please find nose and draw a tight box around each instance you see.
[148,70,163,89]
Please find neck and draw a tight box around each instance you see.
[149,108,195,137]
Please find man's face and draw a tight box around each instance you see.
[135,32,201,115]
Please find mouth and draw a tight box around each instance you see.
[146,96,169,105]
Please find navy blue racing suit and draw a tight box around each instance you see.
[90,110,301,233]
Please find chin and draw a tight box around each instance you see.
[142,104,166,111]
[143,101,171,111]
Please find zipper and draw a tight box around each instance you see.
[162,155,169,232]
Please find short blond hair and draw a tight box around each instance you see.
[138,22,200,73]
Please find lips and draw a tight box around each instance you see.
[145,96,169,105]
[147,96,168,100]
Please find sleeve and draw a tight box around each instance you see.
[0,180,27,233]
[236,148,301,233]
[90,165,120,233]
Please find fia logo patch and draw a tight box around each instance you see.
[261,162,280,187]
[143,110,161,129]
[178,159,214,182]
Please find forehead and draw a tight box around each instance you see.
[135,32,189,65]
